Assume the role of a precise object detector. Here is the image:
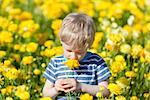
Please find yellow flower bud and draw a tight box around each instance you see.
[33,69,41,75]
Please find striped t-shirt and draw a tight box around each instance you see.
[43,51,111,85]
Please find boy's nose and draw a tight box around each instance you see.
[70,52,78,60]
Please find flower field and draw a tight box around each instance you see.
[0,0,150,100]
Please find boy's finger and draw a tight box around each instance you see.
[62,84,73,88]
[57,87,65,91]
[64,87,75,93]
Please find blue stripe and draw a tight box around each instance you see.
[98,72,111,83]
[43,73,55,83]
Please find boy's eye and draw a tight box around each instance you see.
[67,50,72,52]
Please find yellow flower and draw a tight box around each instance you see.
[143,22,150,33]
[98,51,107,58]
[120,44,131,54]
[8,23,18,32]
[9,8,21,19]
[43,48,55,57]
[44,40,54,48]
[34,0,43,5]
[77,2,95,17]
[92,32,103,49]
[19,11,32,20]
[131,44,143,58]
[15,85,30,100]
[88,49,97,53]
[110,61,126,74]
[115,55,125,62]
[51,19,62,36]
[12,54,21,62]
[94,1,112,11]
[14,44,21,50]
[144,73,150,80]
[108,83,122,95]
[41,2,69,19]
[33,69,41,75]
[125,71,136,78]
[41,63,46,68]
[39,97,52,100]
[5,86,16,94]
[109,33,123,44]
[0,31,13,43]
[19,44,26,52]
[4,60,11,66]
[143,93,149,98]
[19,20,39,36]
[140,56,145,63]
[110,55,126,74]
[51,19,62,30]
[116,77,129,88]
[6,97,13,100]
[115,95,126,100]
[22,56,33,65]
[0,50,6,57]
[96,92,102,98]
[130,96,138,100]
[26,42,38,52]
[80,93,93,100]
[105,43,114,51]
[0,17,9,29]
[64,59,80,69]
[4,68,19,80]
[22,31,32,38]
[1,88,6,94]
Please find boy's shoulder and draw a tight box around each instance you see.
[83,51,106,66]
[86,51,103,60]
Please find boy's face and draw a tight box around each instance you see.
[62,42,87,60]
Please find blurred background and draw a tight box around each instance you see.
[0,0,150,100]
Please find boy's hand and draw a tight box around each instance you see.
[55,79,66,92]
[61,78,81,93]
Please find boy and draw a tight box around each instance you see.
[42,13,111,99]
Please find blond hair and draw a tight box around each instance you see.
[59,13,96,50]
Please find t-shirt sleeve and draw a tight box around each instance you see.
[43,59,56,83]
[96,58,111,83]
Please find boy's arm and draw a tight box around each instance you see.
[63,78,110,97]
[42,79,59,99]
[79,80,110,97]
